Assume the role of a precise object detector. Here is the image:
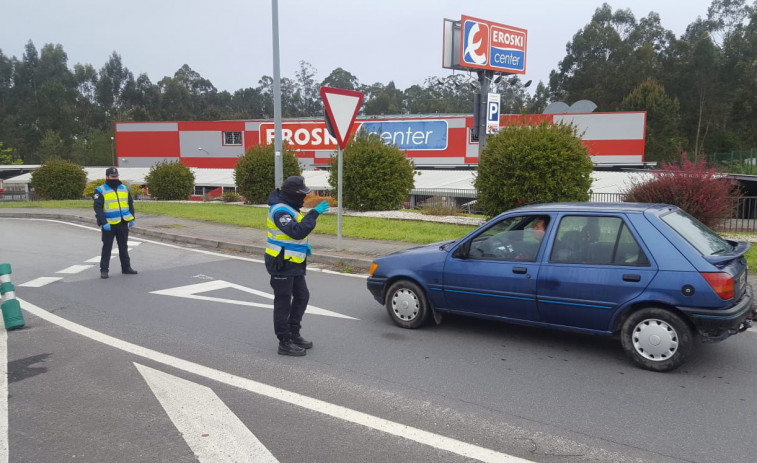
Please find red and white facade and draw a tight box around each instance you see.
[114,112,646,169]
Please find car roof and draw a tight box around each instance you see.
[508,202,677,214]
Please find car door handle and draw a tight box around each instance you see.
[513,267,527,274]
[623,274,641,282]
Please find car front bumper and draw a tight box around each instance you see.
[367,276,387,304]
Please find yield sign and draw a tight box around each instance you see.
[320,86,364,149]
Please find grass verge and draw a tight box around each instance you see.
[0,200,477,244]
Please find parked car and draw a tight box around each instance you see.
[367,203,755,372]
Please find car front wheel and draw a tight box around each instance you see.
[620,308,694,372]
[385,280,429,329]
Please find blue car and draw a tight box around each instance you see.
[367,203,755,372]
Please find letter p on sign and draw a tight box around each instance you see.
[486,93,501,134]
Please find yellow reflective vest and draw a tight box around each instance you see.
[96,184,134,225]
[266,203,308,264]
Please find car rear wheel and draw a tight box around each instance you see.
[620,308,693,372]
[385,280,429,329]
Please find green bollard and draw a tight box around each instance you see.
[0,263,25,330]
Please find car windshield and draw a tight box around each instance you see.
[660,210,734,256]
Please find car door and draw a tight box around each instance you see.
[537,214,658,332]
[441,214,551,321]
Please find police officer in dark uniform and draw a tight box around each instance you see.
[265,175,330,356]
[93,167,138,279]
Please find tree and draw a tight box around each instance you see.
[144,161,195,200]
[620,78,683,162]
[29,160,87,200]
[321,68,360,91]
[327,131,415,211]
[474,121,594,218]
[363,82,405,115]
[36,129,67,162]
[234,144,301,204]
[0,141,22,164]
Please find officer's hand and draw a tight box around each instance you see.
[102,223,111,231]
[306,243,313,256]
[128,220,135,228]
[314,200,330,214]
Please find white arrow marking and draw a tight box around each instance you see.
[151,280,357,320]
[19,298,530,463]
[135,363,278,463]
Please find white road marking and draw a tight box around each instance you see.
[18,277,63,288]
[18,298,530,463]
[84,256,101,263]
[151,280,358,320]
[56,265,94,274]
[135,363,279,463]
[0,327,8,463]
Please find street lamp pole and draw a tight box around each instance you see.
[110,136,115,166]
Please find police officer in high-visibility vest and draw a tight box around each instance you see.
[93,167,138,279]
[265,175,330,356]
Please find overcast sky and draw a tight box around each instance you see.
[3,0,716,94]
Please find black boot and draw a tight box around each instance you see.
[100,269,109,279]
[291,333,313,349]
[278,337,306,356]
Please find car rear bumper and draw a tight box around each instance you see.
[682,285,754,342]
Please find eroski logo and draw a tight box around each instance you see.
[463,19,488,66]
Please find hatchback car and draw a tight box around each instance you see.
[367,203,754,372]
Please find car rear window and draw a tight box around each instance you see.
[660,210,734,256]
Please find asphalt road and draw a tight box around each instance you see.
[2,218,757,463]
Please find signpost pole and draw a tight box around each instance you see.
[337,146,343,251]
[271,0,283,188]
[478,70,491,154]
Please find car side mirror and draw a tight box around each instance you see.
[452,241,470,259]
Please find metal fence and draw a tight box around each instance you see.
[408,189,757,233]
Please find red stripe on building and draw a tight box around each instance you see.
[582,139,645,157]
[118,132,180,157]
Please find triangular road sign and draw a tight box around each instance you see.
[320,86,364,149]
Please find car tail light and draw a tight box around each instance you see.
[700,272,735,299]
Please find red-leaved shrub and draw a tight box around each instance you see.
[623,153,741,229]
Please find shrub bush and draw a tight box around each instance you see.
[144,161,195,200]
[84,178,106,198]
[129,183,145,199]
[221,191,243,202]
[303,193,337,208]
[29,160,88,200]
[420,199,462,216]
[474,121,593,218]
[85,178,144,199]
[623,153,740,228]
[327,131,416,211]
[234,144,301,204]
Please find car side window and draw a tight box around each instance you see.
[549,215,648,266]
[467,215,549,262]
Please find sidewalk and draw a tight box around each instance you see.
[0,207,420,272]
